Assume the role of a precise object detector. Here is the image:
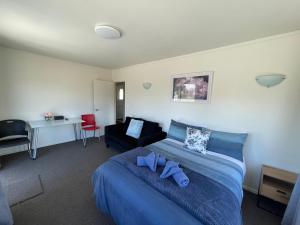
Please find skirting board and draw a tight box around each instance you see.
[243,184,258,194]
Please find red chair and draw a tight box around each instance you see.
[80,114,101,147]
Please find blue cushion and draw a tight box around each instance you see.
[126,119,144,139]
[167,120,202,142]
[205,130,248,161]
[209,131,248,144]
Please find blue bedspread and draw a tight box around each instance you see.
[93,139,244,225]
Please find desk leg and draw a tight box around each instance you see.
[30,128,35,158]
[73,124,78,141]
[31,128,39,160]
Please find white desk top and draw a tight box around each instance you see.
[28,118,84,129]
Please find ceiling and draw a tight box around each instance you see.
[0,0,300,69]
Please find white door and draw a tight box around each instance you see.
[93,80,115,136]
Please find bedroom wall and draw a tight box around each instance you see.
[112,31,300,192]
[0,46,112,148]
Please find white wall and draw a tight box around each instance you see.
[1,32,299,191]
[112,31,300,192]
[0,46,112,147]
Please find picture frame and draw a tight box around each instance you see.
[171,71,213,103]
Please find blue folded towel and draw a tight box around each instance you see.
[160,161,190,188]
[137,152,166,172]
[157,155,166,166]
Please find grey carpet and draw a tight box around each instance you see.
[3,175,43,206]
[0,139,282,225]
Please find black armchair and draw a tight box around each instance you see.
[105,117,166,151]
[0,120,31,158]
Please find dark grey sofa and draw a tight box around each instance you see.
[105,117,166,151]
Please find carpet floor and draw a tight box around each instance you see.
[0,139,282,225]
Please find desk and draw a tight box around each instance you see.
[28,118,84,159]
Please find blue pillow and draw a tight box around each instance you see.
[167,120,202,142]
[206,130,248,161]
[126,119,144,139]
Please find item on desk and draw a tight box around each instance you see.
[43,112,54,121]
[54,115,65,120]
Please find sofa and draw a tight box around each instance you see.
[105,117,167,151]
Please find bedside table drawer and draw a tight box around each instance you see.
[260,184,290,204]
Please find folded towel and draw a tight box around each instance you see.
[137,152,166,172]
[160,161,181,178]
[157,155,166,166]
[172,170,190,188]
[160,160,190,188]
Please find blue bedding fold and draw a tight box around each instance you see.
[160,161,190,188]
[137,151,166,171]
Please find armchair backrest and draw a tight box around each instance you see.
[0,120,28,140]
[81,114,96,127]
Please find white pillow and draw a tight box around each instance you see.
[184,127,211,154]
[126,119,144,139]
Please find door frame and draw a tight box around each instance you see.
[92,80,116,135]
[115,81,125,123]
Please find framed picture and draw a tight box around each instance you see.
[172,71,213,103]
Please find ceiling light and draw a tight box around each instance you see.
[94,25,121,39]
[255,74,286,88]
[142,82,152,90]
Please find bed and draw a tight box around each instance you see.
[92,138,246,225]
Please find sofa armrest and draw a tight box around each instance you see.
[105,123,124,136]
[137,131,167,147]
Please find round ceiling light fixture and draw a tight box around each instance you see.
[94,25,121,39]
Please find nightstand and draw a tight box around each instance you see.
[257,165,298,215]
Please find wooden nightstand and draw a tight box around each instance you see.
[257,165,298,215]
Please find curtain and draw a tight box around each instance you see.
[0,182,13,225]
[282,175,300,225]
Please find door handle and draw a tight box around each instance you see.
[95,109,99,111]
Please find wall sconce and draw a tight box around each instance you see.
[255,74,286,88]
[142,82,152,90]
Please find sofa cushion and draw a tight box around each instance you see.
[123,117,132,131]
[126,119,144,139]
[140,120,159,137]
[167,120,203,142]
[108,132,138,148]
[124,117,159,137]
[123,117,142,132]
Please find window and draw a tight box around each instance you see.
[118,88,124,100]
